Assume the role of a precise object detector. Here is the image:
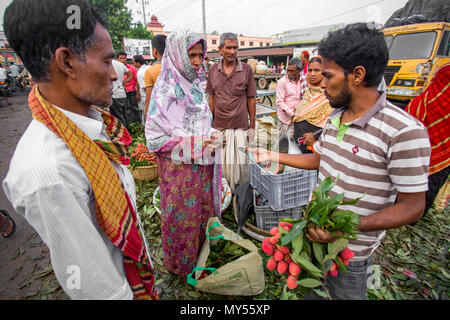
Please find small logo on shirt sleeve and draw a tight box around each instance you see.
[352,146,359,154]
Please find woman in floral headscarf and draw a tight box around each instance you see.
[145,29,222,279]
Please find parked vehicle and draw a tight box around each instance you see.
[254,73,283,90]
[382,22,450,104]
[0,78,12,97]
[8,76,19,92]
[0,82,11,106]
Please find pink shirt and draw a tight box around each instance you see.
[276,74,307,125]
[124,64,138,93]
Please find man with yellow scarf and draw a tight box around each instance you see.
[2,0,158,300]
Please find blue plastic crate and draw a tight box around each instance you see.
[250,157,317,211]
[253,190,303,232]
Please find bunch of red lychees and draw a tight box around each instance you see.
[262,221,355,290]
[262,222,302,289]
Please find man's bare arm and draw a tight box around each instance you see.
[306,192,426,243]
[358,192,425,232]
[247,96,256,130]
[249,147,320,170]
[135,82,140,101]
[209,94,215,118]
[122,70,132,87]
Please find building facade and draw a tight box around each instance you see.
[146,15,274,53]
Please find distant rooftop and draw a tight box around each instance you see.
[148,15,164,28]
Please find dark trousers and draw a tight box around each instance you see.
[110,97,129,129]
[126,91,141,123]
[306,256,373,300]
[425,166,450,214]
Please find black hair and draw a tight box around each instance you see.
[116,51,127,58]
[309,56,322,65]
[4,0,106,82]
[318,23,388,88]
[151,34,167,56]
[133,55,146,65]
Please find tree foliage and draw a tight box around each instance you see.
[87,0,152,50]
[128,22,153,40]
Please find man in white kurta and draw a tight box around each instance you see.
[3,107,140,299]
[2,0,153,299]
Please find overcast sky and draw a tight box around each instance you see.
[1,0,410,36]
[127,0,410,37]
[0,0,9,30]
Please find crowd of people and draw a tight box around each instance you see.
[88,35,168,132]
[0,62,29,105]
[267,50,310,75]
[1,0,448,301]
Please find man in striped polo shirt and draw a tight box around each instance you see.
[250,23,431,299]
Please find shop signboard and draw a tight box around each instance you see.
[123,38,153,59]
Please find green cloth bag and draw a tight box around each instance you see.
[187,217,265,296]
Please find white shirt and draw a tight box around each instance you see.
[0,68,8,80]
[10,65,20,77]
[137,64,150,99]
[3,106,150,300]
[112,59,128,99]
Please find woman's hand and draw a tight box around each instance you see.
[212,131,226,149]
[205,132,224,153]
[204,139,214,151]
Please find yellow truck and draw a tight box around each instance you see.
[382,22,449,105]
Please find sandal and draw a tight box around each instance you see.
[0,209,16,238]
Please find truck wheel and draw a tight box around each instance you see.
[258,77,268,90]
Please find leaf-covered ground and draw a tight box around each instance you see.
[135,179,287,300]
[131,122,449,300]
[15,122,448,300]
[136,179,449,300]
[369,208,450,300]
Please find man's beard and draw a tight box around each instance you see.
[326,81,352,109]
[78,87,111,108]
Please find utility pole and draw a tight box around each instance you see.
[137,0,152,58]
[202,0,206,40]
[141,0,148,27]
